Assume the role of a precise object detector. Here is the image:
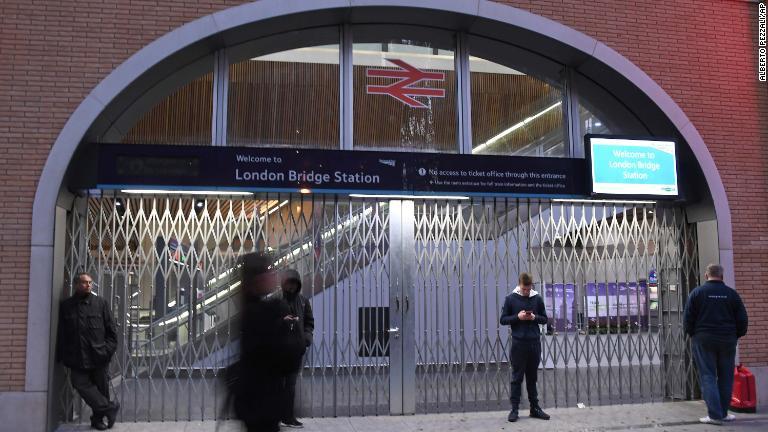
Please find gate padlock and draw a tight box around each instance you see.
[387,327,400,339]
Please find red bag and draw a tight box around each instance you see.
[730,364,757,413]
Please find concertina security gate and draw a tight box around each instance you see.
[60,193,699,423]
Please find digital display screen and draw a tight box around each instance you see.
[586,135,678,197]
[116,155,199,178]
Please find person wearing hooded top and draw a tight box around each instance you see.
[268,268,315,428]
[499,272,550,422]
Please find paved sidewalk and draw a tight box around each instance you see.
[57,401,767,432]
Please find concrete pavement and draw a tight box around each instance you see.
[56,401,767,432]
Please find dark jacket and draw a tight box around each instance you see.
[239,294,307,373]
[683,280,748,341]
[500,287,548,340]
[56,292,117,369]
[269,289,315,348]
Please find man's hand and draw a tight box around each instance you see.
[283,315,297,321]
[517,310,535,321]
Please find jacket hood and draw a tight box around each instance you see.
[513,285,539,298]
[281,268,302,290]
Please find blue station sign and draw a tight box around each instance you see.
[97,144,587,198]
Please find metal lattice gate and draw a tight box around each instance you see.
[411,199,699,413]
[59,194,698,423]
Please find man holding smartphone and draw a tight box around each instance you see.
[500,272,550,422]
[271,269,314,428]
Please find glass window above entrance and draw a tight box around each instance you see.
[102,25,651,158]
[122,73,214,146]
[580,105,610,135]
[227,29,340,149]
[353,26,458,153]
[468,37,567,157]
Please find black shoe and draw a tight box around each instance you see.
[90,419,108,431]
[282,418,304,428]
[530,405,550,420]
[281,418,304,428]
[106,401,120,428]
[507,408,519,422]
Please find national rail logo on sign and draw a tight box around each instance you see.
[366,58,446,108]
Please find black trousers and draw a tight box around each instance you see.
[234,372,281,432]
[281,371,299,421]
[509,338,541,408]
[70,366,111,418]
[242,419,279,432]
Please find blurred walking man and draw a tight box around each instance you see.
[234,252,283,432]
[684,263,748,425]
[500,272,550,422]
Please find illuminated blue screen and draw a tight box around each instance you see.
[589,137,678,196]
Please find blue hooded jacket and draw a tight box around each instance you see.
[500,286,548,340]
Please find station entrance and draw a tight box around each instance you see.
[59,192,699,422]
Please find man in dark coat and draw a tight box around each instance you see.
[499,272,550,422]
[684,263,748,425]
[56,272,119,430]
[270,268,314,428]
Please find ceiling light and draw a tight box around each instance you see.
[267,200,289,215]
[349,194,470,200]
[120,189,252,196]
[551,198,656,205]
[114,197,126,216]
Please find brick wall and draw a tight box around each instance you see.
[0,0,765,390]
[0,0,249,392]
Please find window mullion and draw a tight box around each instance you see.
[212,49,229,146]
[565,67,582,158]
[341,24,353,151]
[456,32,473,154]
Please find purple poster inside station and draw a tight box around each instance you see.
[543,284,576,331]
[542,282,649,332]
[585,282,648,318]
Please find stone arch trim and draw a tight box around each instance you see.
[28,0,732,395]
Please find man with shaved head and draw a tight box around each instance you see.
[56,272,119,430]
[684,264,748,425]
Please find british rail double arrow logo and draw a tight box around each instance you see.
[366,58,446,108]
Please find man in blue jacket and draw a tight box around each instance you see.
[500,272,550,422]
[683,263,748,425]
